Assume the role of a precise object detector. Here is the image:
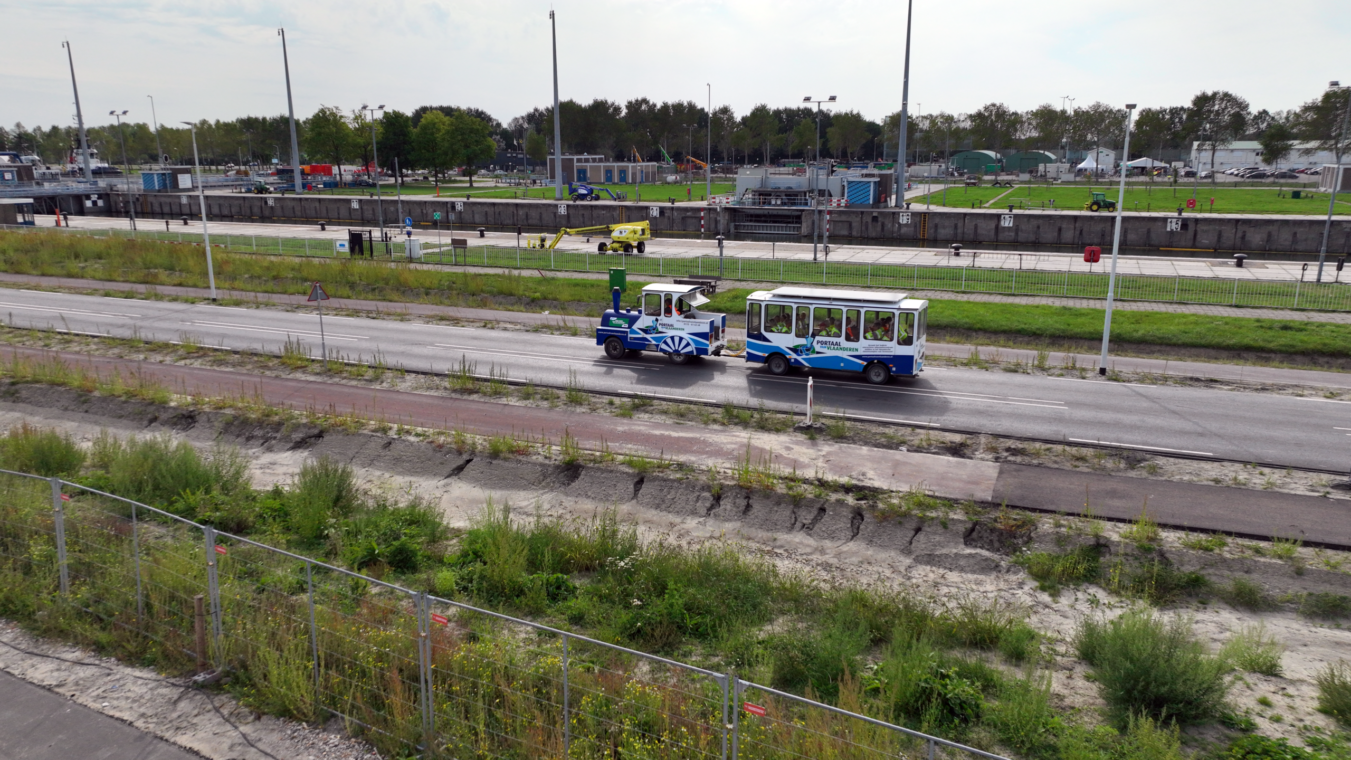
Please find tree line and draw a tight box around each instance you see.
[3,87,1346,178]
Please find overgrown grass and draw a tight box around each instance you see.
[1317,661,1351,727]
[1076,609,1232,726]
[1221,624,1285,677]
[0,423,85,477]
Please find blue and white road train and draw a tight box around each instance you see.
[596,284,728,364]
[595,284,927,384]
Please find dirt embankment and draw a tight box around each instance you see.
[1,383,1349,746]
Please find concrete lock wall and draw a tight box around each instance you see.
[109,192,1351,257]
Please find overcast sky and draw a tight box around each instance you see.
[6,0,1350,131]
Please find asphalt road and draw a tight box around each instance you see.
[2,289,1348,471]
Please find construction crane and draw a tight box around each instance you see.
[681,156,708,172]
[526,220,651,254]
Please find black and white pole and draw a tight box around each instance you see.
[279,28,303,195]
[183,122,217,301]
[1098,104,1136,376]
[806,376,815,426]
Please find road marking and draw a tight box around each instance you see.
[1067,438,1214,456]
[1293,396,1351,405]
[199,304,250,311]
[1043,375,1157,388]
[0,301,140,319]
[432,344,662,371]
[1335,427,1351,431]
[190,320,366,341]
[751,375,1066,408]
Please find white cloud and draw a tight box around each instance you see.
[4,0,1348,130]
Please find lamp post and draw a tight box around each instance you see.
[278,28,304,195]
[62,41,93,181]
[1098,104,1136,376]
[362,104,386,247]
[550,10,564,201]
[110,110,130,185]
[706,83,712,201]
[893,0,913,207]
[1316,81,1350,283]
[803,96,837,165]
[181,122,217,301]
[147,96,163,166]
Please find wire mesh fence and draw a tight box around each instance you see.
[0,467,1010,755]
[0,465,1010,759]
[5,222,1349,311]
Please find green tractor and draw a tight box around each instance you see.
[1084,191,1116,212]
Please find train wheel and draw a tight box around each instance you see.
[604,337,626,360]
[767,353,790,376]
[864,362,891,385]
[668,352,692,365]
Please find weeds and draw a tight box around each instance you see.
[1181,534,1229,552]
[0,423,85,477]
[1220,624,1285,677]
[280,336,311,369]
[1299,592,1351,620]
[1016,546,1102,596]
[1077,609,1231,726]
[1316,661,1351,726]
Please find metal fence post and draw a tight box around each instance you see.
[1232,278,1238,305]
[417,592,434,746]
[306,562,319,696]
[251,234,256,251]
[1064,269,1070,296]
[562,633,571,757]
[1174,276,1179,302]
[132,500,143,623]
[50,478,69,596]
[961,266,967,291]
[204,526,222,655]
[1294,278,1302,309]
[305,238,309,256]
[730,677,741,760]
[1012,269,1017,294]
[278,236,283,255]
[720,675,730,760]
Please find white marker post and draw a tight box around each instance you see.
[806,376,814,426]
[308,281,330,363]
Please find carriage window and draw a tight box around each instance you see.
[747,303,762,334]
[844,309,860,343]
[765,304,792,334]
[645,294,662,316]
[918,307,927,339]
[863,310,893,342]
[664,294,672,317]
[677,297,694,317]
[898,312,916,346]
[794,307,810,338]
[813,308,842,338]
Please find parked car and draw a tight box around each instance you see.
[1180,168,1196,177]
[90,165,122,176]
[1199,170,1213,179]
[1307,168,1322,176]
[1269,171,1299,179]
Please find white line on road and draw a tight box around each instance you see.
[1067,438,1214,456]
[751,375,1066,408]
[1335,427,1351,431]
[190,320,366,341]
[432,344,662,371]
[0,301,140,319]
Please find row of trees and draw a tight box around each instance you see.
[0,106,498,187]
[4,87,1347,177]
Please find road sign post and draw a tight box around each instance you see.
[308,281,330,363]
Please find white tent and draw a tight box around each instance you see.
[1126,157,1168,168]
[1076,156,1101,171]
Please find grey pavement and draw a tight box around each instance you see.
[0,670,201,760]
[36,212,1351,283]
[3,272,1350,389]
[3,288,1350,471]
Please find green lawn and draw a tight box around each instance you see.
[313,181,737,203]
[5,230,1351,361]
[916,184,1350,215]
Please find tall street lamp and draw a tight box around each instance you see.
[1316,80,1350,283]
[803,96,837,165]
[1098,104,1137,376]
[147,96,163,165]
[110,110,130,183]
[362,105,386,247]
[278,28,304,195]
[62,41,93,180]
[181,122,217,301]
[893,0,914,207]
[550,10,564,201]
[706,83,712,202]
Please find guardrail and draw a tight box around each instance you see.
[3,223,1349,311]
[0,467,1005,760]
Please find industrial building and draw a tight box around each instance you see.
[1190,141,1340,171]
[949,150,1002,174]
[547,155,662,184]
[1005,150,1057,172]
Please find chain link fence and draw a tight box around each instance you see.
[0,466,1006,759]
[4,222,1348,311]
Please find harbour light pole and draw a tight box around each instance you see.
[1098,104,1137,376]
[279,28,305,194]
[182,122,218,301]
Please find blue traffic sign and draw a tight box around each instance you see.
[404,217,413,227]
